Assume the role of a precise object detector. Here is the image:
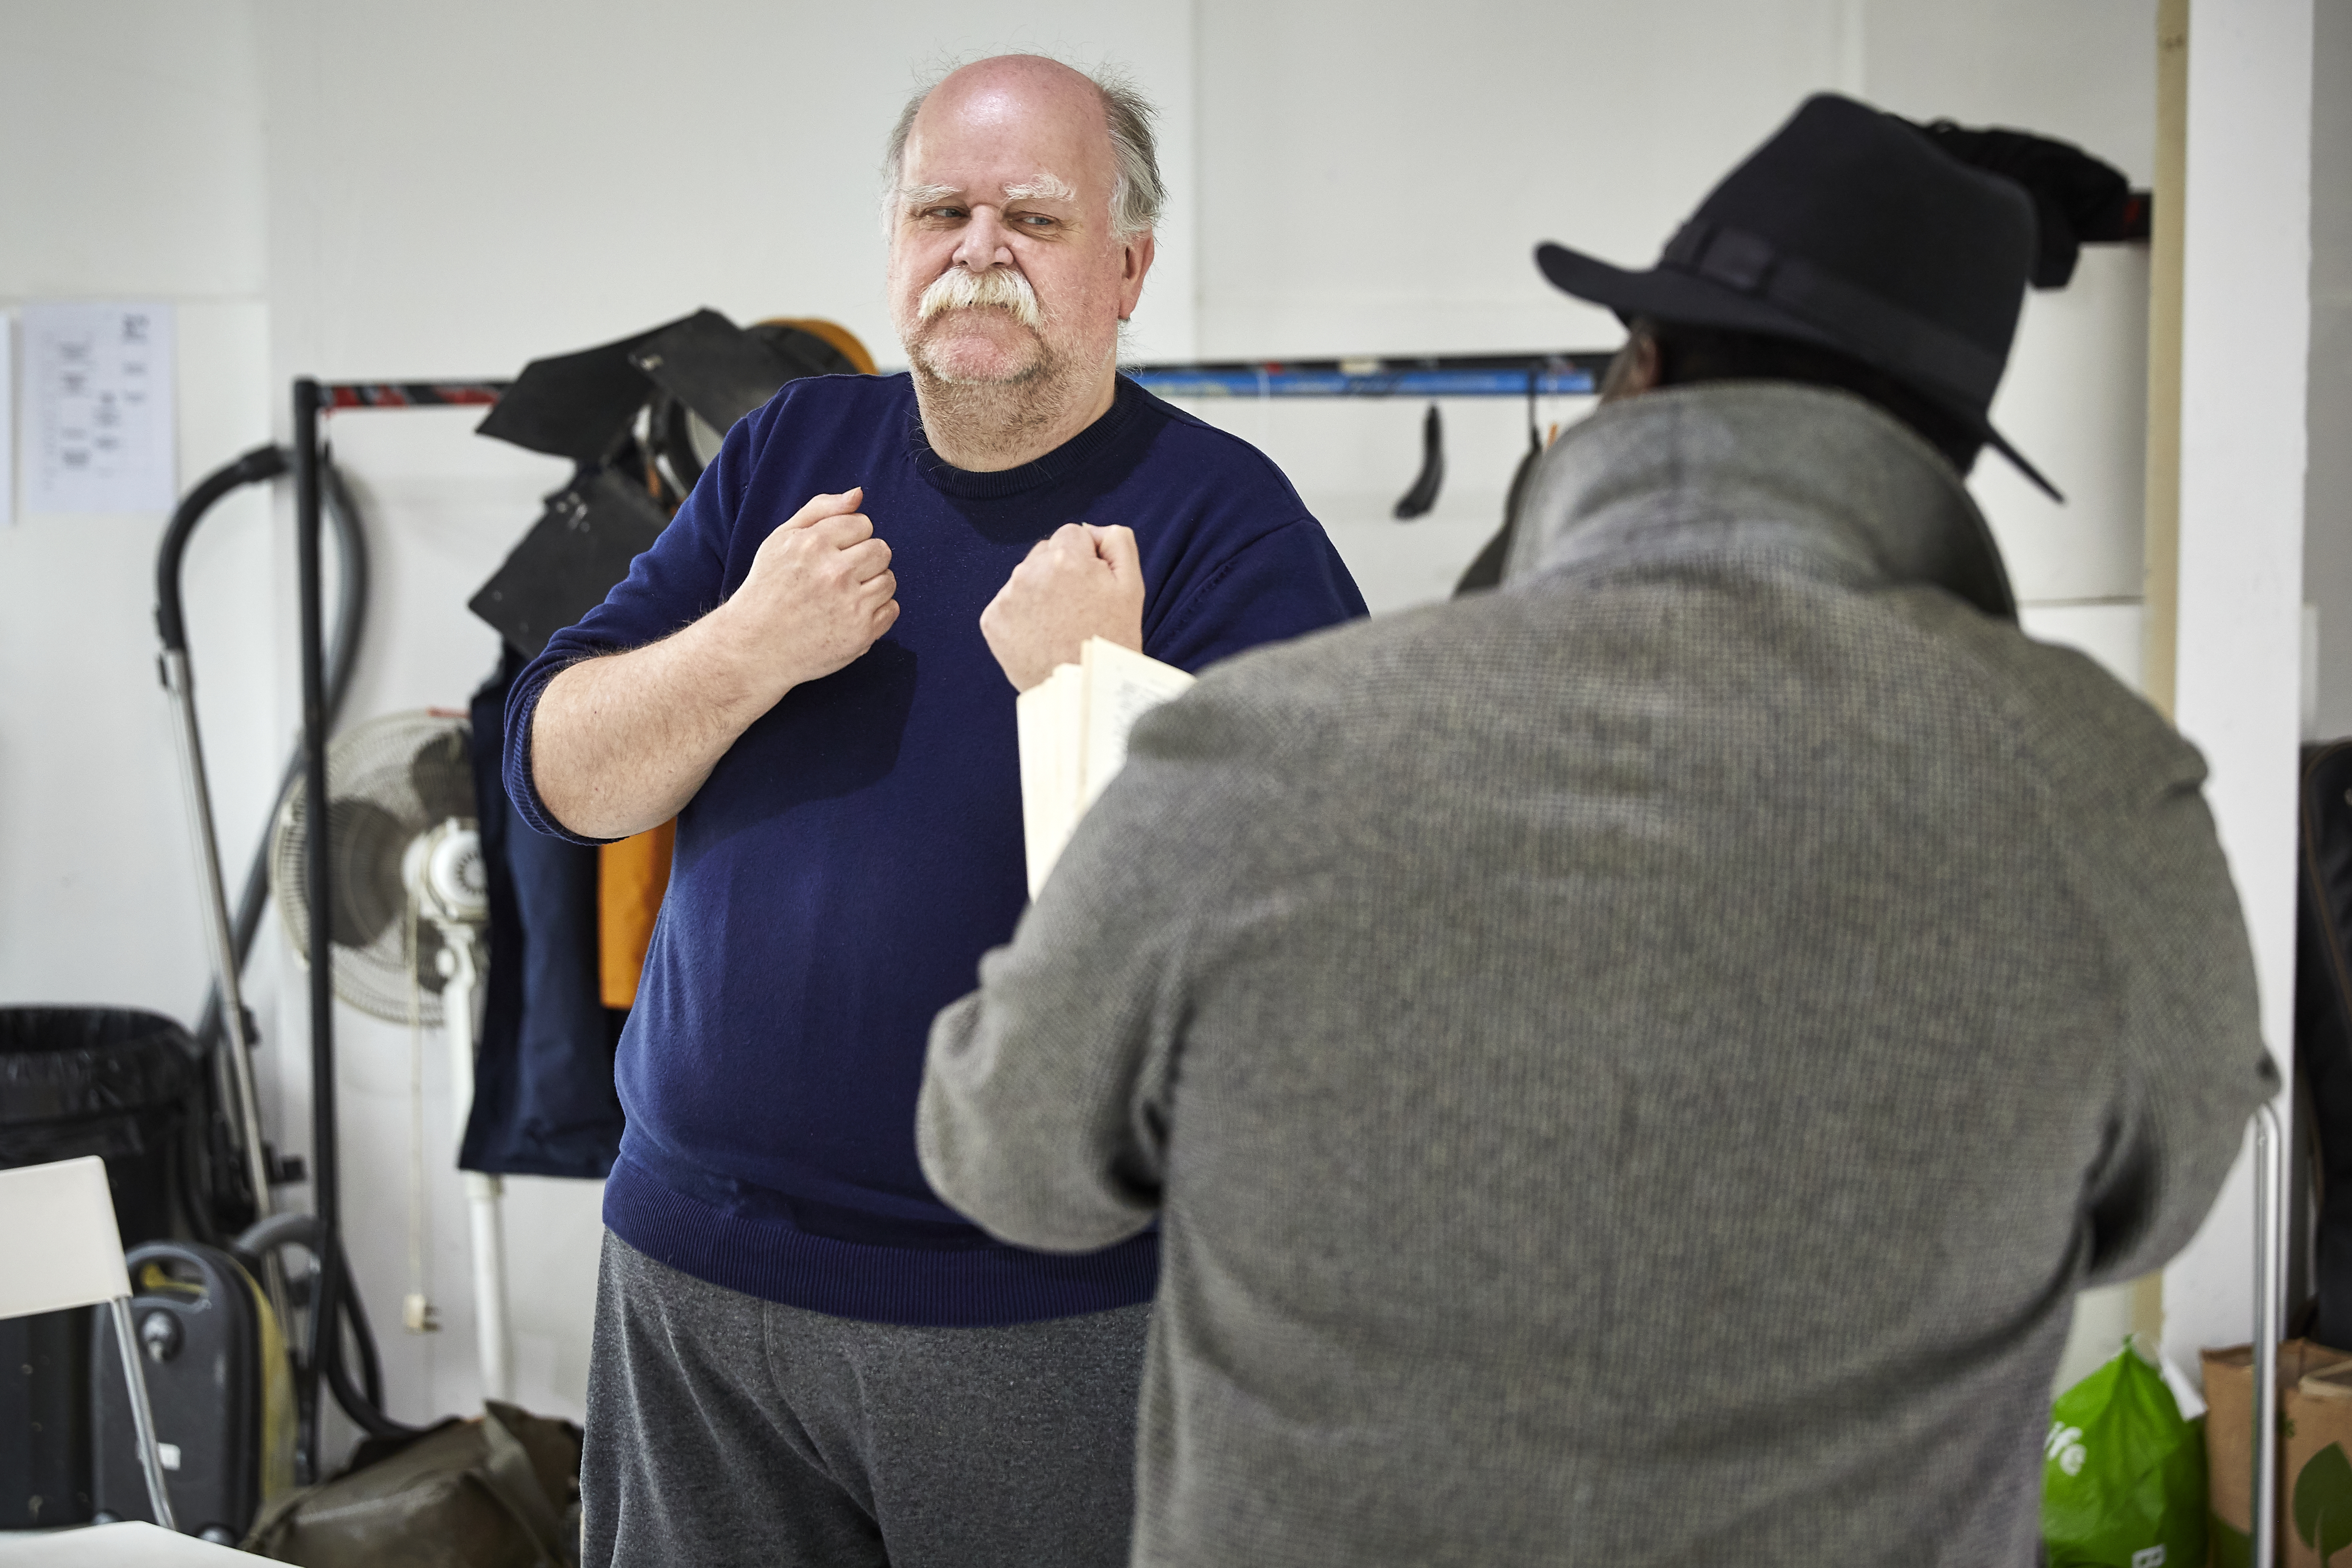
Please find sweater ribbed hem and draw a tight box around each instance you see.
[602,1151,1159,1326]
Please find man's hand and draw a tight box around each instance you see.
[979,523,1145,692]
[533,486,898,839]
[713,487,900,705]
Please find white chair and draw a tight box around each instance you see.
[0,1521,251,1563]
[0,1156,176,1532]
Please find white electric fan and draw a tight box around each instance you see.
[267,710,513,1401]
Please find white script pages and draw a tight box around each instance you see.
[1015,637,1196,897]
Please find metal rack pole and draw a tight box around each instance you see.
[2253,1099,2287,1566]
[293,377,339,1481]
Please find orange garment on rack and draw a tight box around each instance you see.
[764,317,877,374]
[598,819,675,1008]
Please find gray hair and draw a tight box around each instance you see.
[883,58,1165,240]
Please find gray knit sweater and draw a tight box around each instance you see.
[919,382,2277,1566]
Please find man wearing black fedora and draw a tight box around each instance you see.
[914,94,2275,1564]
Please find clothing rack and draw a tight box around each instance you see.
[312,350,1615,414]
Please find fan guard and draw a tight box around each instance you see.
[270,710,479,1027]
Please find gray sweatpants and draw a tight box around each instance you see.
[582,1231,1150,1568]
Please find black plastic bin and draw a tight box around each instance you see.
[0,1007,200,1530]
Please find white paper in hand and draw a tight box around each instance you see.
[1016,663,1085,898]
[1016,637,1194,897]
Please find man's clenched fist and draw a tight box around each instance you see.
[979,523,1146,692]
[715,487,898,704]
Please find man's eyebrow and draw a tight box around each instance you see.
[1002,172,1077,203]
[897,172,1077,209]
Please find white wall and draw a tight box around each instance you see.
[1184,0,1864,611]
[0,3,275,1017]
[1,0,2260,1441]
[1175,0,2158,689]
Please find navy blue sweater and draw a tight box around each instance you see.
[505,372,1366,1325]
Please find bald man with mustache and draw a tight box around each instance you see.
[505,53,1366,1568]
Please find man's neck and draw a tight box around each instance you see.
[914,363,1119,473]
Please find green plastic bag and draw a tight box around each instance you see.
[2042,1340,2208,1568]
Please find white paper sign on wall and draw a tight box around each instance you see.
[21,301,176,515]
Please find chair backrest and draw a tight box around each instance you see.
[0,1519,253,1562]
[0,1154,133,1318]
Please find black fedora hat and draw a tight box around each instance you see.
[1536,93,2058,499]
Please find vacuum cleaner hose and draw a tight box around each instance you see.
[155,445,289,654]
[235,1212,405,1438]
[176,458,371,1061]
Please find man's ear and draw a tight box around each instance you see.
[1598,326,1661,403]
[1117,231,1156,320]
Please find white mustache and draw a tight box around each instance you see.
[918,266,1043,328]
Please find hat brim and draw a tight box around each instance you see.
[1537,242,1848,355]
[1535,241,2061,503]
